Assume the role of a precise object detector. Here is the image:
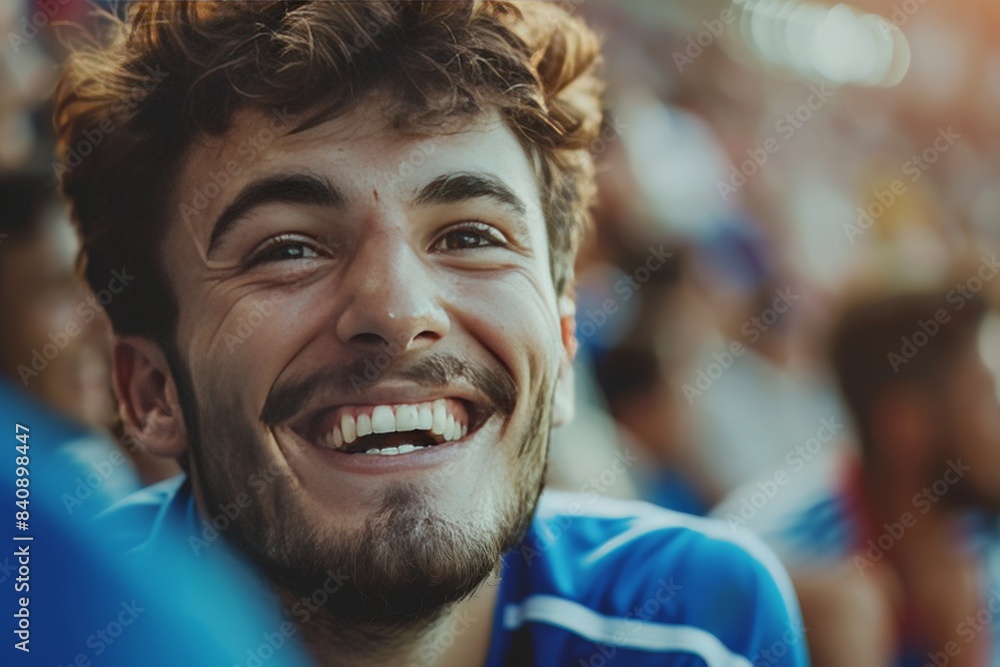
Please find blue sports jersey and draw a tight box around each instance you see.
[104,475,809,666]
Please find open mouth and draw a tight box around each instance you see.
[295,398,485,457]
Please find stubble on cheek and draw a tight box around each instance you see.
[183,356,304,562]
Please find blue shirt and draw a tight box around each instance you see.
[106,475,809,666]
[0,378,313,667]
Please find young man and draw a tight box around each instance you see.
[55,2,806,665]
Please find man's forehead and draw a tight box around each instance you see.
[171,101,542,259]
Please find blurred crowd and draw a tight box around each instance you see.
[3,0,1000,665]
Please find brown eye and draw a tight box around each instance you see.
[443,231,490,250]
[246,235,324,267]
[435,223,507,251]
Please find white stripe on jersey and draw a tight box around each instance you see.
[503,594,753,667]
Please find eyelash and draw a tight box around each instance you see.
[244,234,328,267]
[244,222,509,268]
[434,222,509,251]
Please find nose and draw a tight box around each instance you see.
[335,231,450,352]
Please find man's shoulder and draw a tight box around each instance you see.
[527,490,799,602]
[500,491,807,665]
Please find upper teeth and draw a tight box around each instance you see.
[320,399,468,452]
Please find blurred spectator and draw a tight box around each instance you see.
[683,222,852,499]
[715,283,1000,666]
[0,1,58,171]
[0,171,179,514]
[0,172,97,420]
[589,245,718,514]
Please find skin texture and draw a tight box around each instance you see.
[115,96,577,666]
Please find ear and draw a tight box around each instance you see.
[113,336,188,458]
[552,294,578,427]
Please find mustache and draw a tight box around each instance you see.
[259,352,517,428]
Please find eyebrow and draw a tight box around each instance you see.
[207,173,344,254]
[413,171,527,217]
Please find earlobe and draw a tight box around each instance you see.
[560,295,579,362]
[552,295,577,427]
[113,337,189,458]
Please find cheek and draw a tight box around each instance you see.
[451,272,561,365]
[185,289,312,414]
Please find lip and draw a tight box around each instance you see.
[279,413,495,475]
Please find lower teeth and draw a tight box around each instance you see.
[365,445,427,456]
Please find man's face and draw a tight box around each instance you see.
[162,97,570,625]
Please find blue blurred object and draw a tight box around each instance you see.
[693,216,776,294]
[0,377,312,667]
[639,470,710,517]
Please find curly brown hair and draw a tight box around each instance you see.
[53,0,604,343]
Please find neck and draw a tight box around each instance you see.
[287,572,501,667]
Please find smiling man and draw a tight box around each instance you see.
[54,2,807,666]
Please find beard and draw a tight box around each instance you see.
[167,346,551,646]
